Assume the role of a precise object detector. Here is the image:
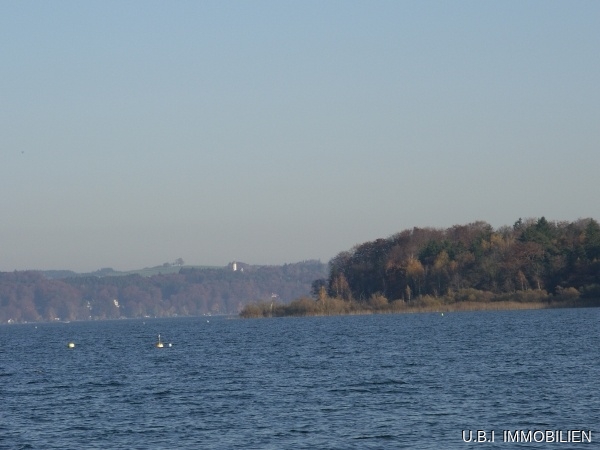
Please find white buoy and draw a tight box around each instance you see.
[155,334,173,348]
[67,342,75,348]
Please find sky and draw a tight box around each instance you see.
[2,1,599,272]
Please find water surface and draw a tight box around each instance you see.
[1,308,598,449]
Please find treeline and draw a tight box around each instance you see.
[0,261,327,323]
[241,217,600,317]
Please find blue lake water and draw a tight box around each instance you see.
[1,308,598,449]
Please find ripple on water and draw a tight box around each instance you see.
[0,310,598,449]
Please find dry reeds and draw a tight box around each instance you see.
[239,288,597,318]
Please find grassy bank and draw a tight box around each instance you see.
[240,288,599,318]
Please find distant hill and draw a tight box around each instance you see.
[1,260,327,323]
[41,264,221,279]
[41,270,79,279]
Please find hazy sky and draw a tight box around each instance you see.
[2,1,599,272]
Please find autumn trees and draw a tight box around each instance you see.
[323,218,600,306]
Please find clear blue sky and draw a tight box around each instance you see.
[2,1,599,272]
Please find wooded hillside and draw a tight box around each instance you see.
[0,261,326,323]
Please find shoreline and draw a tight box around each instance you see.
[239,298,599,318]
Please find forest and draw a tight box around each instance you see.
[4,217,600,323]
[241,217,600,317]
[0,261,326,323]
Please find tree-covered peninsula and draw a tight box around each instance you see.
[241,217,600,317]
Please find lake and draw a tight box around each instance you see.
[1,308,598,449]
